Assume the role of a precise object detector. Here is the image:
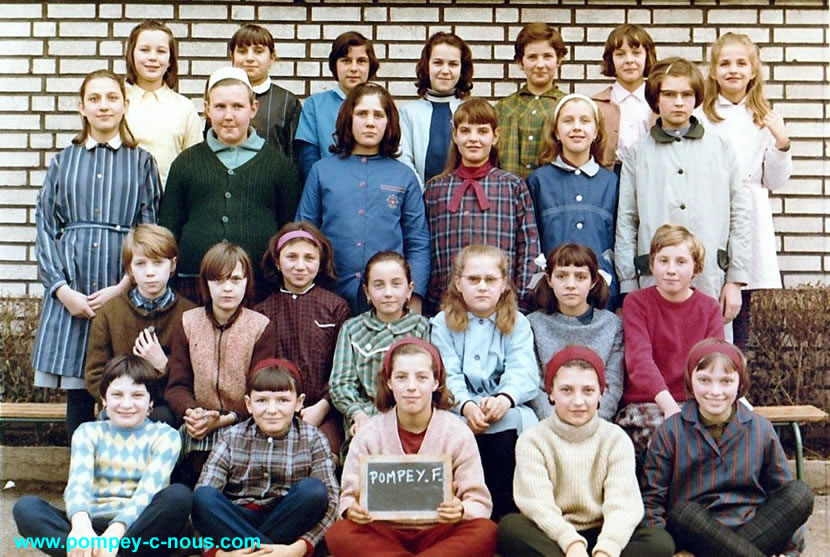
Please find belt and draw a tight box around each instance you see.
[64,221,129,233]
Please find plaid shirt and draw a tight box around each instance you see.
[424,167,540,312]
[254,285,351,405]
[197,417,339,548]
[642,401,804,555]
[495,84,565,179]
[329,310,431,429]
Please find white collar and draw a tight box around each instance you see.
[717,94,748,107]
[551,155,599,177]
[611,81,646,103]
[84,135,122,150]
[252,77,272,96]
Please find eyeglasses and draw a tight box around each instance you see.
[461,275,503,287]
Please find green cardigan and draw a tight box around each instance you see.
[160,141,301,275]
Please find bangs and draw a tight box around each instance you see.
[230,25,274,52]
[453,99,497,129]
[248,366,299,394]
[549,244,598,271]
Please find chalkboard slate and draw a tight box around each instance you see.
[360,454,453,522]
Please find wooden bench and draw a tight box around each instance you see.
[754,405,827,481]
[0,402,67,423]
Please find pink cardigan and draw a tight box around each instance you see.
[338,409,492,522]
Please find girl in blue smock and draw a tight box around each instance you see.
[32,69,161,441]
[296,82,430,316]
[294,31,378,180]
[527,94,620,310]
[431,244,539,521]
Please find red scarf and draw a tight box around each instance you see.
[447,161,492,212]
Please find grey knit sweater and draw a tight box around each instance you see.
[527,308,624,420]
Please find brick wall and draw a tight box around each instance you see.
[0,0,827,296]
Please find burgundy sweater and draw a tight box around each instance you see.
[621,286,724,404]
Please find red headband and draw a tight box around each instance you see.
[381,337,445,384]
[686,339,744,379]
[250,358,304,394]
[545,345,606,394]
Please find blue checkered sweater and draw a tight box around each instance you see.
[64,420,181,527]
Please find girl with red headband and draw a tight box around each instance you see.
[641,339,813,557]
[326,338,498,557]
[255,221,351,458]
[500,345,674,557]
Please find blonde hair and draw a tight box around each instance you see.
[649,224,706,276]
[537,97,607,167]
[440,245,517,335]
[703,33,770,127]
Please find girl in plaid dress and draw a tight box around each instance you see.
[329,252,431,461]
[424,99,539,314]
[255,221,351,458]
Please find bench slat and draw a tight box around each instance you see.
[754,405,827,423]
[0,402,67,421]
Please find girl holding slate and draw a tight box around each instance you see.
[326,337,498,557]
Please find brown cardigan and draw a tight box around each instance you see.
[164,306,275,421]
[85,291,197,400]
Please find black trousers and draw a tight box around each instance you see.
[476,428,518,522]
[666,480,814,557]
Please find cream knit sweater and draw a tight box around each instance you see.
[513,412,643,557]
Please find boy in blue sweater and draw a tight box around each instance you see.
[13,355,189,557]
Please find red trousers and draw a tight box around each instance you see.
[325,518,498,557]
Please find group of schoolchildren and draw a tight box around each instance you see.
[13,16,813,557]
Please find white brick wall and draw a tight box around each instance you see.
[0,0,828,295]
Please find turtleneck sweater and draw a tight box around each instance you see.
[513,411,643,557]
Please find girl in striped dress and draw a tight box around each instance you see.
[32,69,162,441]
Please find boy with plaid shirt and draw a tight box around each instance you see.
[192,360,339,557]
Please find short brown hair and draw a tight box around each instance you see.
[645,57,705,114]
[514,23,568,62]
[537,96,608,167]
[441,99,500,175]
[684,338,750,399]
[125,20,179,90]
[199,242,255,305]
[441,245,517,335]
[648,224,705,276]
[534,244,609,314]
[362,250,413,291]
[601,24,657,78]
[331,83,401,158]
[99,354,159,402]
[229,24,275,57]
[262,221,337,291]
[122,224,178,279]
[247,363,301,395]
[415,32,474,98]
[375,341,455,412]
[328,31,379,81]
